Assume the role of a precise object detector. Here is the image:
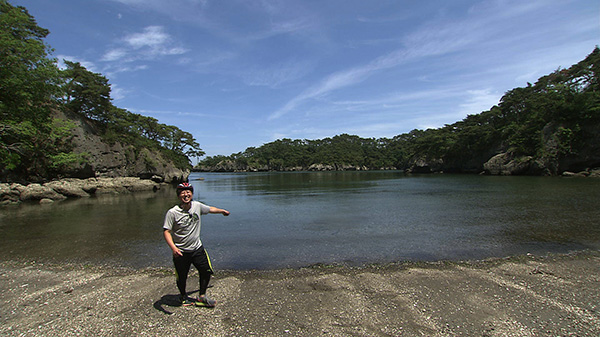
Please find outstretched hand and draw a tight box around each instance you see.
[210,206,230,216]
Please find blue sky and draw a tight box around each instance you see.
[14,0,599,159]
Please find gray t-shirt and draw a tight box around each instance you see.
[163,200,211,252]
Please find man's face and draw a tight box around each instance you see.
[178,189,193,204]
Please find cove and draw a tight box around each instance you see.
[1,171,598,270]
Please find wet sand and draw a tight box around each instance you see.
[1,251,599,336]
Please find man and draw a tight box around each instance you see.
[163,182,230,307]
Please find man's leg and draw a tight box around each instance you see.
[173,253,192,302]
[191,247,215,306]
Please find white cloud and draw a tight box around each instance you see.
[101,26,188,63]
[124,26,169,49]
[164,47,188,55]
[101,48,128,62]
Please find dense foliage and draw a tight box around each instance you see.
[0,1,203,181]
[198,48,600,173]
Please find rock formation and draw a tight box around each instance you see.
[59,110,189,183]
[0,177,163,205]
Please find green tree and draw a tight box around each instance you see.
[0,0,61,125]
[0,0,65,180]
[62,60,112,122]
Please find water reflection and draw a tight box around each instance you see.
[1,172,599,270]
[0,188,177,267]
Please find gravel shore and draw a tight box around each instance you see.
[1,251,599,336]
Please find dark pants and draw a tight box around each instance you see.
[173,246,214,298]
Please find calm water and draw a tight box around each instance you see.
[1,172,599,270]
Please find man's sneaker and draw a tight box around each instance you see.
[195,296,216,307]
[180,296,195,307]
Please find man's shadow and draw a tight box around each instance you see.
[153,282,214,315]
[153,290,199,315]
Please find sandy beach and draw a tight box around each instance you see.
[1,251,599,336]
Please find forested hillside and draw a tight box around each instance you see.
[197,48,600,176]
[0,1,203,183]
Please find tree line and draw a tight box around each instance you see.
[0,1,204,181]
[198,47,600,174]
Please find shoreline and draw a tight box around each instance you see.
[2,250,599,336]
[0,177,168,205]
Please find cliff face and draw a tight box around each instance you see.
[57,111,189,183]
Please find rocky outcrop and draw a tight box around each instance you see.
[307,163,370,171]
[481,152,600,177]
[56,110,189,183]
[405,157,444,174]
[0,177,162,205]
[480,121,600,176]
[483,153,549,176]
[561,168,600,177]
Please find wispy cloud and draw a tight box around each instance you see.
[267,13,481,121]
[457,89,501,116]
[110,0,314,42]
[101,26,187,64]
[110,84,127,101]
[101,49,128,62]
[327,88,462,113]
[110,0,210,8]
[268,47,433,120]
[242,59,315,88]
[267,0,555,122]
[127,108,210,118]
[242,16,318,43]
[124,26,170,49]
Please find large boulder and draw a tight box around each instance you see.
[15,183,67,201]
[44,179,92,198]
[483,153,548,176]
[0,183,21,205]
[406,157,444,174]
[91,177,160,194]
